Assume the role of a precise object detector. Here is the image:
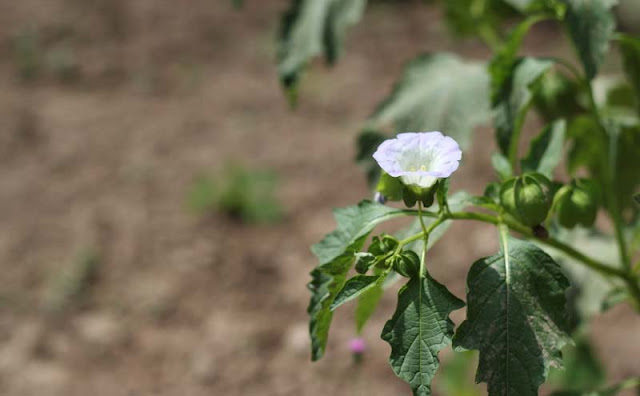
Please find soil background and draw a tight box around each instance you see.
[0,1,638,395]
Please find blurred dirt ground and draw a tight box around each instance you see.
[0,1,638,395]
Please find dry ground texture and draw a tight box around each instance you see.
[0,1,638,395]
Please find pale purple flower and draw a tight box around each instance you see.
[372,132,462,189]
[349,338,366,354]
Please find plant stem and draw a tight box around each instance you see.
[400,208,640,308]
[583,79,632,273]
[417,202,430,278]
[408,209,624,273]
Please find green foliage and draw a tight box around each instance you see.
[619,34,640,107]
[491,152,513,180]
[278,0,366,102]
[273,0,640,393]
[453,236,571,396]
[567,117,640,214]
[533,70,585,121]
[187,165,282,224]
[554,179,599,228]
[382,274,465,396]
[521,120,566,177]
[356,129,387,185]
[376,172,404,201]
[493,57,554,158]
[308,201,409,360]
[366,53,491,149]
[563,0,617,80]
[354,280,384,333]
[330,275,382,310]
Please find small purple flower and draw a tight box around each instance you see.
[349,338,366,354]
[372,132,462,189]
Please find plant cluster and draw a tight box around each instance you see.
[259,0,640,394]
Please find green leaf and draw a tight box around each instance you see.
[436,178,450,212]
[278,0,366,97]
[330,275,382,310]
[453,235,571,396]
[562,0,617,80]
[307,262,351,361]
[619,34,640,109]
[355,281,384,333]
[494,57,554,157]
[312,201,407,266]
[521,119,567,177]
[568,117,640,214]
[381,274,465,396]
[308,201,409,360]
[533,69,585,122]
[377,172,404,201]
[368,53,491,148]
[490,16,548,104]
[491,152,513,180]
[504,0,566,12]
[356,128,387,186]
[231,0,244,9]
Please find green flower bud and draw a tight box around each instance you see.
[500,173,553,227]
[392,250,420,278]
[554,179,599,228]
[355,252,377,274]
[367,235,399,257]
[403,184,437,208]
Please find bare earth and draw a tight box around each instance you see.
[0,1,638,395]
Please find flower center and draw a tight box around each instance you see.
[402,149,435,173]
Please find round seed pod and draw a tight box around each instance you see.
[554,179,599,228]
[500,173,554,227]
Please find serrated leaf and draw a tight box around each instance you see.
[382,274,465,396]
[453,236,571,396]
[331,274,382,310]
[368,53,491,149]
[278,0,366,96]
[308,201,409,360]
[521,119,566,177]
[312,201,408,266]
[619,34,640,109]
[494,57,554,156]
[491,152,513,180]
[563,0,617,80]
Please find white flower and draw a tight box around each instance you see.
[372,132,462,189]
